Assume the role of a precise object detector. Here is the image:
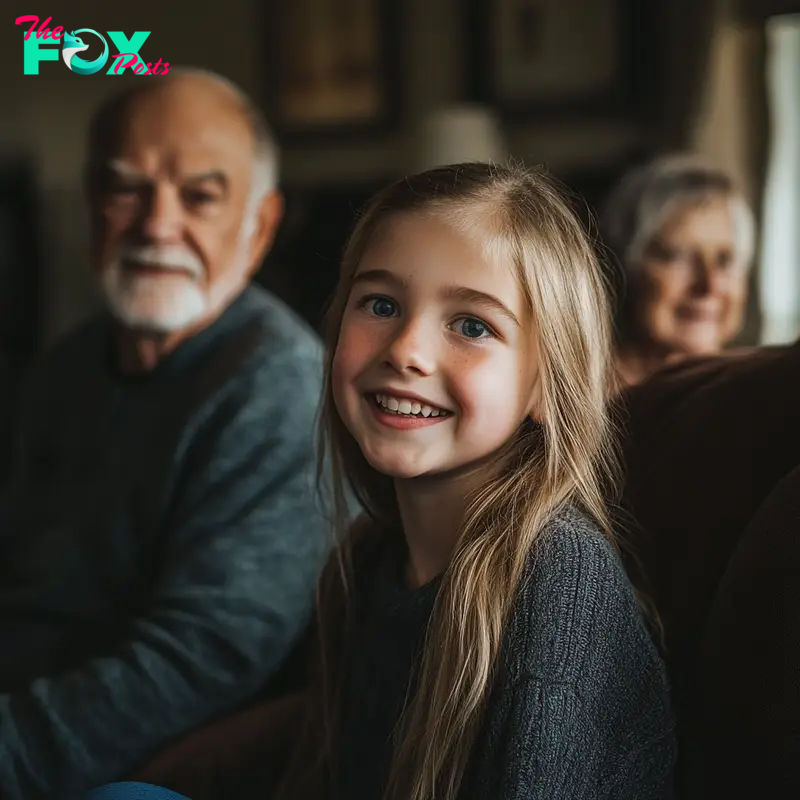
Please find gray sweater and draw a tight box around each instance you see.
[332,506,676,799]
[0,285,330,799]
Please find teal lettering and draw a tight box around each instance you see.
[23,31,59,75]
[106,31,150,74]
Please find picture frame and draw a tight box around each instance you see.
[465,0,656,120]
[264,0,403,142]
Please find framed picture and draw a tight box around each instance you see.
[264,0,403,141]
[466,0,656,120]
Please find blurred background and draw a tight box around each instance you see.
[1,0,799,438]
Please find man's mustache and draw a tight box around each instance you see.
[115,245,205,280]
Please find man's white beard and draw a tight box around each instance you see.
[102,256,207,333]
[101,227,253,334]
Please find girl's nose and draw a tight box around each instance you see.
[382,320,437,376]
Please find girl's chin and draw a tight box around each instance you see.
[357,442,436,480]
[362,454,428,480]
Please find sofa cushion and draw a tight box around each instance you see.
[622,339,800,707]
[682,461,800,797]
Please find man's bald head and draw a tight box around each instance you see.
[86,68,278,202]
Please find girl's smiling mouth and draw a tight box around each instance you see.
[367,392,454,429]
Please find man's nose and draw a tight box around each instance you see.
[383,319,437,376]
[140,184,183,242]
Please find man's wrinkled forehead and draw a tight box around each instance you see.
[106,90,255,184]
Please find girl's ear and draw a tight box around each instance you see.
[527,375,544,424]
[528,407,545,426]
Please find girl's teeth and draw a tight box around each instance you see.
[375,394,447,418]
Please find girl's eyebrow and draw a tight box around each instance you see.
[350,268,407,289]
[350,269,520,327]
[440,284,520,327]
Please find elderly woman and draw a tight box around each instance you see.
[602,154,757,387]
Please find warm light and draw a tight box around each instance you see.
[408,104,507,172]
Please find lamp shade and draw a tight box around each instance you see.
[408,104,506,172]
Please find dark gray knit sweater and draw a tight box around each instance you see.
[0,285,330,799]
[332,506,676,800]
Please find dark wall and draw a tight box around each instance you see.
[0,158,41,484]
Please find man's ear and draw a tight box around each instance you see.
[245,190,284,278]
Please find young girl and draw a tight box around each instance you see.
[280,162,675,800]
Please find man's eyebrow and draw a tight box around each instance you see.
[104,161,228,190]
[106,159,146,181]
[183,170,227,189]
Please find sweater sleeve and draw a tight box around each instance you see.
[0,348,331,799]
[488,673,675,800]
[479,519,677,800]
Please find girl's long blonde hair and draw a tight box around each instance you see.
[284,162,622,800]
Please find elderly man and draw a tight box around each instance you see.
[0,70,329,798]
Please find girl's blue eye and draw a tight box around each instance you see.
[455,318,490,339]
[366,297,397,317]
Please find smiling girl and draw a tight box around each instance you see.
[279,163,675,800]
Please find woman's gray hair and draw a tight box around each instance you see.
[601,153,756,276]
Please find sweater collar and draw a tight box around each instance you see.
[101,285,256,383]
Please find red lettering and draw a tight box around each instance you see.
[36,16,53,37]
[15,15,39,40]
[111,53,138,74]
[16,16,63,41]
[111,54,171,77]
